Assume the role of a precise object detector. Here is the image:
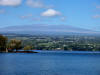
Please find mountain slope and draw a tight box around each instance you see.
[0,24,99,35]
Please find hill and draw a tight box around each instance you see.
[0,24,99,35]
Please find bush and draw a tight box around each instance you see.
[23,45,32,50]
[0,35,7,52]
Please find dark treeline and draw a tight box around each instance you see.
[0,35,7,52]
[1,34,100,52]
[0,35,22,52]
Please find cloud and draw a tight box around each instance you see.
[93,15,100,19]
[0,9,5,14]
[20,14,42,21]
[20,14,32,19]
[26,0,53,8]
[32,17,42,21]
[41,9,61,17]
[93,4,100,19]
[96,5,100,9]
[0,0,22,6]
[61,16,66,21]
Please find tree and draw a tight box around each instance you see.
[8,39,22,51]
[23,45,32,50]
[0,35,7,52]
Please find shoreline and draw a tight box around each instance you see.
[0,51,38,53]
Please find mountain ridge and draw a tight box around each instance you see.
[0,24,99,35]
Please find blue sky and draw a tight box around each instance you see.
[0,0,100,31]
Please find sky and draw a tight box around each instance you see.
[0,0,100,31]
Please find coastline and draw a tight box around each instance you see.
[0,50,38,53]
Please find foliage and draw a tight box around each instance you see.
[23,45,32,50]
[7,39,22,51]
[5,34,100,51]
[0,35,7,52]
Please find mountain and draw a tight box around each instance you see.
[0,24,99,35]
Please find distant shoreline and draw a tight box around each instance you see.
[1,50,100,54]
[0,50,38,53]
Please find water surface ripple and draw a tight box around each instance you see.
[0,51,100,75]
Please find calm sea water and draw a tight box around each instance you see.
[0,51,100,75]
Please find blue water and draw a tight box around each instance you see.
[0,51,100,75]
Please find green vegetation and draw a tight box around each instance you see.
[23,45,32,50]
[0,35,7,52]
[1,33,100,52]
[7,39,22,51]
[4,34,100,51]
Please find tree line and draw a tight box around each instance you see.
[1,34,100,52]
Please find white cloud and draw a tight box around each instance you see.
[41,9,61,17]
[93,15,100,19]
[20,14,32,19]
[0,9,5,14]
[0,0,22,6]
[26,0,53,8]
